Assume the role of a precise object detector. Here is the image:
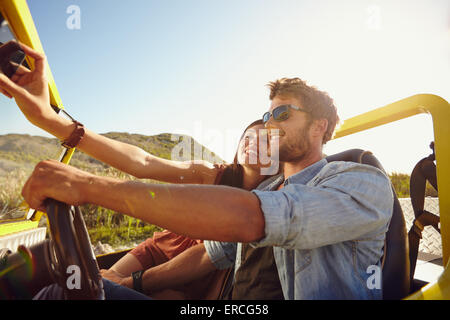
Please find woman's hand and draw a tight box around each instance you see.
[0,42,66,135]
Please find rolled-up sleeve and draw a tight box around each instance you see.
[204,240,237,270]
[251,162,394,250]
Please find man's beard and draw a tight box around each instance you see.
[278,124,312,163]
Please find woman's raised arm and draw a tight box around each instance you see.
[0,42,217,184]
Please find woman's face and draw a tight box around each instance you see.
[236,123,274,169]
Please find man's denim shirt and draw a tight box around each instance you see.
[205,159,394,300]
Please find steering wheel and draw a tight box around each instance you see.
[45,199,104,300]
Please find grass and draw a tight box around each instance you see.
[0,168,30,219]
[88,224,161,248]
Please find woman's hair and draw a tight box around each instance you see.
[218,119,265,188]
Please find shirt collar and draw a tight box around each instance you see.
[255,158,328,191]
[283,158,328,186]
[256,173,284,191]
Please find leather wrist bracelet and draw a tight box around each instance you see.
[61,120,85,149]
[132,270,145,293]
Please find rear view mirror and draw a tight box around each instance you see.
[0,41,25,78]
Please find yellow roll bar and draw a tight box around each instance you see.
[334,94,450,265]
[0,0,75,223]
[0,0,62,108]
[333,94,450,299]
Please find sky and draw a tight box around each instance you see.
[0,0,448,174]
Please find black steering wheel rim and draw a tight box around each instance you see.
[45,199,104,300]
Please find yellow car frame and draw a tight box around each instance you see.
[0,0,448,300]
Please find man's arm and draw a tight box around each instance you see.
[251,162,394,249]
[22,160,265,243]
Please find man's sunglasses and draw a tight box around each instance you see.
[262,104,309,124]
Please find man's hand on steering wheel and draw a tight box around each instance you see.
[22,160,93,212]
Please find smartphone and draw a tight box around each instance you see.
[0,41,25,78]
